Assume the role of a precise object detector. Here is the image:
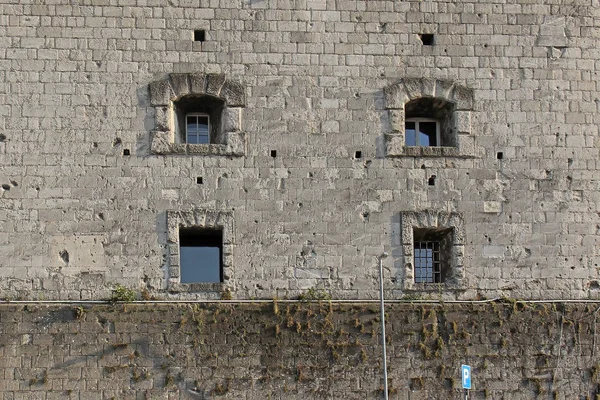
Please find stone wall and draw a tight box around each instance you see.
[1,0,600,300]
[1,301,599,399]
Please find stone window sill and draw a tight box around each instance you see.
[168,282,224,293]
[384,134,476,158]
[151,130,246,157]
[403,282,466,292]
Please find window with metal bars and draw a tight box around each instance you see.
[413,227,452,284]
[414,241,442,283]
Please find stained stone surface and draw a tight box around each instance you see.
[0,0,599,301]
[0,302,596,399]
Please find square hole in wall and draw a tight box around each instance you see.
[196,177,203,184]
[179,228,223,283]
[355,151,362,159]
[497,152,503,160]
[270,150,277,158]
[123,149,130,156]
[419,34,434,45]
[194,30,206,42]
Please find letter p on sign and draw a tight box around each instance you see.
[461,365,471,389]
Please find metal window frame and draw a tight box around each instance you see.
[185,113,210,144]
[405,118,441,147]
[413,240,442,283]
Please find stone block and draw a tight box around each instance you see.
[220,80,246,107]
[384,134,404,156]
[222,107,241,133]
[148,79,173,106]
[189,73,206,94]
[170,73,190,98]
[205,73,226,97]
[388,109,404,133]
[150,130,172,154]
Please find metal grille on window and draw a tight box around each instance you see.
[186,115,209,144]
[414,241,442,283]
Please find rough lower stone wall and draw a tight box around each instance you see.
[0,302,599,399]
[0,0,600,300]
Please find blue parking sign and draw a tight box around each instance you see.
[461,365,471,389]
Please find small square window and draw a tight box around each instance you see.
[194,30,206,42]
[405,119,440,147]
[413,228,453,283]
[186,114,210,144]
[179,228,223,283]
[419,34,434,45]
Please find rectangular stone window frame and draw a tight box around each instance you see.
[166,210,234,294]
[179,227,223,283]
[413,227,453,283]
[400,211,465,291]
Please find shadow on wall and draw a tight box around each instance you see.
[155,211,169,290]
[135,84,154,157]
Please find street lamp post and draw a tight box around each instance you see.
[378,252,389,400]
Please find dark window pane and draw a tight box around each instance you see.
[179,228,222,283]
[414,241,439,283]
[419,121,437,146]
[180,246,221,283]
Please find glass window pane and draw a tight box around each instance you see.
[180,246,221,283]
[405,121,416,146]
[195,134,209,144]
[419,121,438,146]
[414,241,440,283]
[186,115,210,144]
[187,133,200,144]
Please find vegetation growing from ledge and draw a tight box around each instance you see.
[3,302,600,398]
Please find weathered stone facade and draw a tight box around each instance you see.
[1,0,600,301]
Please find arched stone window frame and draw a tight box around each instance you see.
[149,73,246,156]
[383,78,475,158]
